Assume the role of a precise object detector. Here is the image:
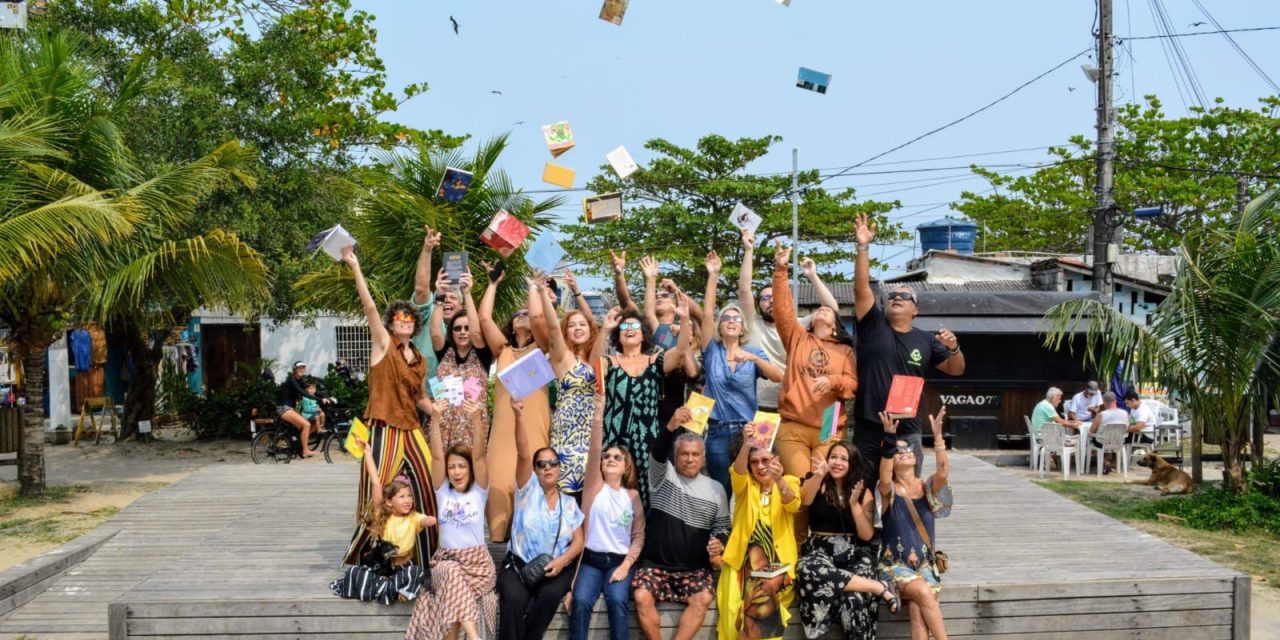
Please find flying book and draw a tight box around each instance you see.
[775,0,792,6]
[750,562,792,579]
[344,417,370,459]
[749,411,782,452]
[681,392,716,435]
[0,2,28,29]
[542,162,575,189]
[820,401,841,442]
[598,0,628,25]
[443,251,468,285]
[497,348,556,401]
[479,209,531,258]
[606,146,638,179]
[796,67,832,94]
[730,202,762,235]
[583,192,624,224]
[885,375,926,419]
[436,167,474,203]
[541,121,576,157]
[304,224,357,262]
[526,233,566,273]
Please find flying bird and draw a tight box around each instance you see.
[512,121,525,125]
[1188,21,1206,27]
[490,90,503,95]
[449,16,459,35]
[1068,86,1076,92]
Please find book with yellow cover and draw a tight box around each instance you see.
[681,392,716,435]
[583,192,623,224]
[344,417,370,459]
[542,163,575,189]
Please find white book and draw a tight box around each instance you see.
[526,233,566,273]
[730,202,762,235]
[606,146,639,179]
[304,224,357,262]
[0,3,27,30]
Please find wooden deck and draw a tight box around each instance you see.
[0,454,1248,640]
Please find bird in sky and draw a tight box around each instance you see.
[1067,86,1076,92]
[513,121,525,125]
[490,90,503,95]
[449,16,459,35]
[1188,21,1206,27]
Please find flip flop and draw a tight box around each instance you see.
[878,578,900,614]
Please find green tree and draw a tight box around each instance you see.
[296,135,563,320]
[1042,188,1280,494]
[0,31,267,493]
[955,96,1280,254]
[560,134,907,296]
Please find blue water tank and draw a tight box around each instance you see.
[917,217,978,255]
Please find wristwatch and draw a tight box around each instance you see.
[947,346,961,356]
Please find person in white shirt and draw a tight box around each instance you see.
[1123,391,1157,446]
[1088,392,1130,473]
[1068,382,1102,422]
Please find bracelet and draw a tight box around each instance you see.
[571,289,581,296]
[947,346,961,356]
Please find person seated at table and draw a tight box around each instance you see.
[1088,392,1129,474]
[1068,381,1102,422]
[1030,387,1081,469]
[1123,390,1156,447]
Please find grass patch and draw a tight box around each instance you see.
[0,484,91,517]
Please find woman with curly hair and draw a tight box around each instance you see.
[429,265,493,447]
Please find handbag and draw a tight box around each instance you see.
[903,489,948,574]
[517,497,563,587]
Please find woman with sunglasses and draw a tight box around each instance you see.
[876,407,952,640]
[429,266,493,447]
[531,275,600,498]
[338,247,438,573]
[717,421,802,640]
[594,296,692,508]
[700,250,783,496]
[479,262,552,543]
[498,397,585,640]
[568,392,645,640]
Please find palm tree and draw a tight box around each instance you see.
[0,31,268,493]
[1042,189,1280,493]
[297,134,563,320]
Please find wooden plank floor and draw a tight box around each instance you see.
[0,454,1246,640]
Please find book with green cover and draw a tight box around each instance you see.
[820,402,841,442]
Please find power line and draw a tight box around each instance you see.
[1122,25,1280,41]
[1186,3,1280,94]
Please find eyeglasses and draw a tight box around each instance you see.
[886,291,916,303]
[392,311,416,323]
[534,459,561,470]
[513,310,530,318]
[893,446,913,456]
[601,452,625,462]
[655,291,673,300]
[759,294,773,302]
[749,457,772,467]
[720,315,742,324]
[619,320,642,331]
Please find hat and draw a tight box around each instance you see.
[1086,380,1099,391]
[293,361,307,370]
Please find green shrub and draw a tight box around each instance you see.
[321,363,369,416]
[1152,487,1280,537]
[1248,456,1280,498]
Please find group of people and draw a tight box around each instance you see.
[1031,382,1157,473]
[328,213,965,640]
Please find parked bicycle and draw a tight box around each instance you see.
[250,401,356,464]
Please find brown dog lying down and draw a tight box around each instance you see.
[1132,451,1194,495]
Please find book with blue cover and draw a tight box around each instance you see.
[497,348,556,401]
[525,233,566,273]
[796,67,832,94]
[436,167,474,202]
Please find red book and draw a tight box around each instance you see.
[479,209,530,257]
[885,375,925,419]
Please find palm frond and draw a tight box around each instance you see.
[0,194,139,283]
[123,140,257,234]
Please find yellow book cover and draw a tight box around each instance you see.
[344,417,369,459]
[542,162,575,189]
[681,392,716,435]
[749,411,782,451]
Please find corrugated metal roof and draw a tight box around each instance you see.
[791,281,1039,306]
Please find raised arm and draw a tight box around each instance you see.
[459,270,484,349]
[737,229,758,328]
[853,213,876,322]
[877,411,899,511]
[662,295,692,374]
[929,407,949,495]
[413,226,440,305]
[535,277,572,377]
[468,399,490,490]
[851,482,874,541]
[734,422,757,476]
[562,269,595,323]
[477,263,510,357]
[584,390,606,496]
[770,241,800,346]
[591,306,621,367]
[526,273,551,351]
[342,248,390,364]
[426,399,446,491]
[429,271,447,352]
[639,255,660,332]
[800,453,827,506]
[513,399,532,487]
[610,249,639,314]
[701,251,721,351]
[801,256,840,315]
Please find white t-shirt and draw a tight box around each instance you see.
[1128,404,1156,435]
[585,485,634,555]
[1094,408,1130,435]
[745,313,811,410]
[1068,391,1101,421]
[436,485,487,550]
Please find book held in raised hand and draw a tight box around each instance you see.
[525,233,566,274]
[344,417,370,459]
[749,411,782,451]
[606,145,638,179]
[730,202,762,235]
[497,349,556,401]
[541,121,576,157]
[583,192,624,224]
[681,392,716,435]
[885,375,926,419]
[542,162,575,189]
[796,67,832,94]
[304,224,357,262]
[443,251,469,284]
[429,376,466,407]
[480,209,531,257]
[436,167,474,202]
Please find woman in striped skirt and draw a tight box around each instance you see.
[340,247,439,572]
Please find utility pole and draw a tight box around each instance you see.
[1091,0,1118,297]
[791,148,799,312]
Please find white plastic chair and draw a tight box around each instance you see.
[1083,423,1129,477]
[1023,415,1042,470]
[1038,423,1076,480]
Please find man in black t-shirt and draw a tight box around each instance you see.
[852,213,966,479]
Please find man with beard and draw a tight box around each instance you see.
[852,213,964,479]
[737,229,842,414]
[412,226,461,379]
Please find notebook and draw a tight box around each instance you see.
[344,417,370,458]
[443,251,468,284]
[885,375,926,419]
[541,121,576,157]
[526,233,566,273]
[304,224,357,262]
[681,392,716,435]
[749,411,782,451]
[820,401,841,442]
[796,67,832,94]
[480,209,530,257]
[497,349,556,401]
[436,167,474,202]
[606,145,638,179]
[583,192,624,224]
[429,376,465,407]
[598,0,629,25]
[730,202,762,235]
[542,162,575,189]
[750,562,791,579]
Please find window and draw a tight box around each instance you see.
[335,325,372,374]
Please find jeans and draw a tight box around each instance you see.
[705,419,746,496]
[570,549,634,640]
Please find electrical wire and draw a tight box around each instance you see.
[1187,1,1280,94]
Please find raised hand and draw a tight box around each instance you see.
[510,398,525,417]
[929,406,948,437]
[800,256,817,279]
[561,269,580,293]
[434,268,452,293]
[811,454,828,477]
[773,240,792,268]
[741,228,755,249]
[639,255,659,280]
[602,306,622,331]
[609,249,627,276]
[341,246,359,268]
[878,411,900,434]
[742,422,757,443]
[459,271,474,293]
[481,260,504,285]
[462,399,482,417]
[705,250,722,275]
[660,278,680,294]
[667,407,692,432]
[855,212,876,246]
[674,294,690,319]
[767,457,785,480]
[422,225,441,250]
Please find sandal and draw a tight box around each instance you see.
[878,578,900,614]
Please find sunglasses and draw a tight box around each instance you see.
[392,311,416,324]
[656,291,674,300]
[759,294,773,302]
[452,324,470,332]
[534,459,561,470]
[512,310,530,318]
[893,446,913,456]
[887,291,916,303]
[720,315,742,324]
[601,452,625,462]
[749,457,773,467]
[619,320,642,331]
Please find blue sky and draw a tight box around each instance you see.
[358,0,1279,280]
